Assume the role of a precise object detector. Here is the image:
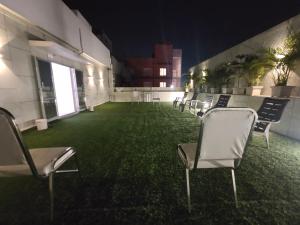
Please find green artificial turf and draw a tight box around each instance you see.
[0,102,299,225]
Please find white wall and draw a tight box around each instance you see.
[113,90,184,102]
[190,14,300,96]
[0,0,111,66]
[0,10,110,130]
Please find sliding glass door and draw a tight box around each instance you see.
[35,59,85,120]
[36,59,58,119]
[75,70,86,110]
[51,62,76,116]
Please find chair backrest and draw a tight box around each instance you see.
[191,92,198,100]
[256,97,289,122]
[0,108,38,175]
[194,108,257,168]
[214,95,231,108]
[205,95,214,107]
[182,92,193,103]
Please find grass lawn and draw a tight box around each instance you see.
[0,102,299,225]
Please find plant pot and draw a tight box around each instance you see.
[88,105,94,111]
[232,88,245,95]
[271,86,294,97]
[221,87,232,94]
[210,88,218,94]
[246,86,263,96]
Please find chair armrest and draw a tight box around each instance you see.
[190,100,199,108]
[256,119,279,124]
[196,100,212,109]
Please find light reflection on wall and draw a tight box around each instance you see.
[0,54,6,72]
[0,56,18,89]
[98,69,103,87]
[86,63,94,77]
[88,76,95,86]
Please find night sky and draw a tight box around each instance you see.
[63,0,300,72]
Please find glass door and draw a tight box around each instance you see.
[51,62,76,116]
[36,59,58,119]
[35,58,85,121]
[75,70,86,110]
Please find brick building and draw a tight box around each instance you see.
[127,43,182,87]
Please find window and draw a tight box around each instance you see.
[160,82,166,87]
[143,68,152,76]
[160,68,166,76]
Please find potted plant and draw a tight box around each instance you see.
[231,54,266,96]
[228,55,250,95]
[205,69,221,94]
[193,67,206,93]
[256,29,300,97]
[215,63,233,94]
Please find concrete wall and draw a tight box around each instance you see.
[113,88,184,102]
[190,14,300,96]
[0,5,111,130]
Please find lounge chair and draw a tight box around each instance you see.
[0,107,80,221]
[173,92,187,108]
[197,95,231,117]
[178,107,258,212]
[179,92,198,112]
[254,97,289,149]
[190,95,214,115]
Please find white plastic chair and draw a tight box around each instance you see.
[152,92,160,105]
[178,107,257,212]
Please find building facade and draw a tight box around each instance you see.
[127,43,182,87]
[0,0,113,130]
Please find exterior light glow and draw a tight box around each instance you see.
[98,70,104,87]
[86,64,94,77]
[275,53,285,59]
[170,84,174,88]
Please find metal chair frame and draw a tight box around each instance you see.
[0,107,81,221]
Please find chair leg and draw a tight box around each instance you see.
[186,169,191,213]
[231,169,238,208]
[49,173,54,221]
[74,153,82,181]
[265,129,270,149]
